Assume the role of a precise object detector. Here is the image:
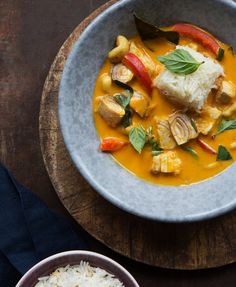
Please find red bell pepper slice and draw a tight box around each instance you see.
[122,52,153,94]
[100,137,127,152]
[172,23,224,61]
[196,138,217,155]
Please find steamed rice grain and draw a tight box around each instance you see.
[35,261,125,287]
[154,45,224,111]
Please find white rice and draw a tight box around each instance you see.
[34,261,125,287]
[154,45,224,111]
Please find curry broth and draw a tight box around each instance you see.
[93,35,236,186]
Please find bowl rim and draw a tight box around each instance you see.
[16,250,140,287]
[58,0,236,223]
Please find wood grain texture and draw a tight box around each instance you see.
[39,0,236,270]
[3,0,236,285]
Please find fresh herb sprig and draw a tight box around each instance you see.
[157,49,204,75]
[213,118,236,137]
[129,126,147,154]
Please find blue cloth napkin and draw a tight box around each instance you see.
[0,163,86,286]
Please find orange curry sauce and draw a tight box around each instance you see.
[93,35,236,186]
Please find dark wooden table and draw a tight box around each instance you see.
[1,0,236,286]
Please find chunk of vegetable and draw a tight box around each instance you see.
[168,112,198,145]
[216,80,236,104]
[100,137,127,152]
[129,91,149,117]
[108,35,130,63]
[194,106,221,135]
[151,151,182,175]
[122,52,153,94]
[196,138,217,154]
[129,41,157,76]
[100,73,112,93]
[97,95,125,127]
[230,142,236,150]
[223,102,236,118]
[172,23,224,60]
[144,102,157,117]
[156,119,176,149]
[213,76,223,92]
[111,63,134,84]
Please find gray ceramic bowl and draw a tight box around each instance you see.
[59,0,236,222]
[16,251,139,287]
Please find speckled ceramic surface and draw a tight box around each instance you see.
[59,0,236,222]
[16,251,139,287]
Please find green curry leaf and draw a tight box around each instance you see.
[121,107,133,128]
[113,87,134,128]
[113,80,134,94]
[157,49,204,75]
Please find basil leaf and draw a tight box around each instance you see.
[182,146,199,159]
[215,118,236,136]
[217,145,233,161]
[113,80,134,94]
[152,150,163,157]
[157,49,204,75]
[134,15,179,44]
[114,94,131,109]
[129,126,146,153]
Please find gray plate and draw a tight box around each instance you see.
[59,0,236,222]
